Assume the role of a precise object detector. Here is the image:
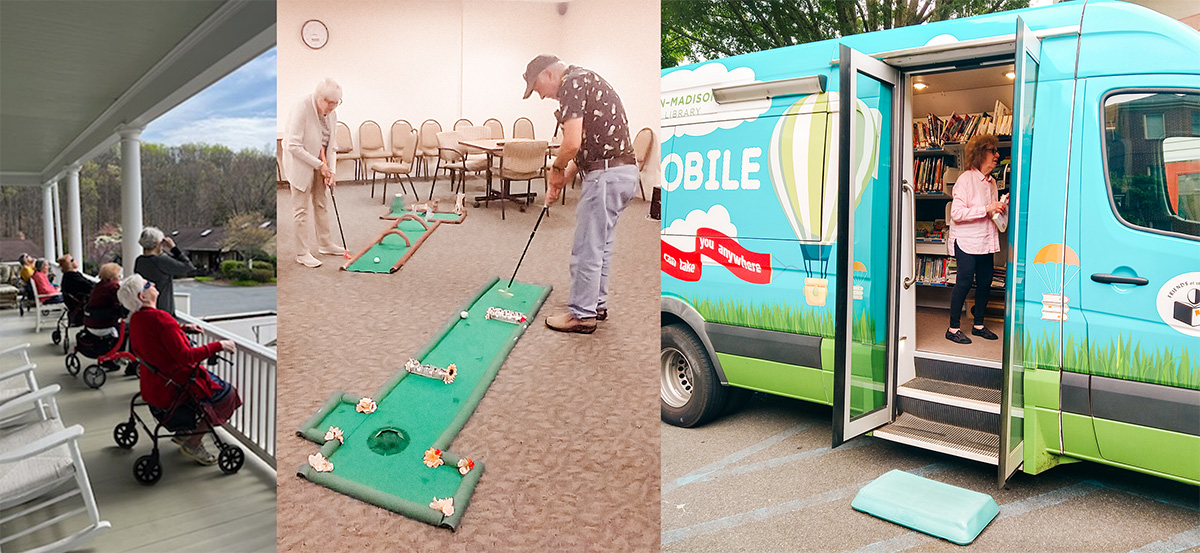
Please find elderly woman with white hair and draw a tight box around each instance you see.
[283,77,346,268]
[133,226,196,318]
[118,274,238,465]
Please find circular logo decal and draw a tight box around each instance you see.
[1157,272,1200,337]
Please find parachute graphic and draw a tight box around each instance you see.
[768,92,882,305]
[1032,243,1080,321]
[852,260,868,300]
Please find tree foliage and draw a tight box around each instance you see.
[0,143,274,262]
[224,212,276,267]
[662,0,1030,68]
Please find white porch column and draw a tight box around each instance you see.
[41,183,54,261]
[119,126,144,277]
[65,165,84,266]
[52,181,64,260]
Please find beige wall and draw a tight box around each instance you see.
[278,0,660,193]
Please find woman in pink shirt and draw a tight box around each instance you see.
[30,259,63,304]
[947,134,1008,344]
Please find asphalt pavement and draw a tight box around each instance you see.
[662,393,1200,552]
[174,278,276,317]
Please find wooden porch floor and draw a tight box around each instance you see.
[1,309,276,552]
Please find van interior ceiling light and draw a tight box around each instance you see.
[1005,71,1016,79]
[712,75,826,104]
[913,82,929,90]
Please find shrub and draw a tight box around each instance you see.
[250,268,274,283]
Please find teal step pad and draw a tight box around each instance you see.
[851,469,999,545]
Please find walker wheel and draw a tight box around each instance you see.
[65,353,81,376]
[473,202,480,208]
[83,364,107,389]
[133,453,162,485]
[52,329,61,345]
[113,422,138,449]
[218,445,245,474]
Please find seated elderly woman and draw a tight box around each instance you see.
[57,254,94,325]
[83,263,126,337]
[30,259,62,303]
[117,274,238,466]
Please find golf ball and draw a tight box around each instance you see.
[460,311,469,319]
[373,257,381,263]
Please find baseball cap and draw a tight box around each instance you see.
[522,54,560,99]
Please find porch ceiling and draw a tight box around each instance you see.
[0,0,275,186]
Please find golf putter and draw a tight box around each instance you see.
[321,149,351,259]
[500,205,548,297]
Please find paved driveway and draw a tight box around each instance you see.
[662,393,1200,552]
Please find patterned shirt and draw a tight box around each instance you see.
[556,65,633,167]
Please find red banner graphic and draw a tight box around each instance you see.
[661,227,772,284]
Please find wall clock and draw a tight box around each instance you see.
[302,19,328,49]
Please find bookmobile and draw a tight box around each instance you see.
[659,0,1200,486]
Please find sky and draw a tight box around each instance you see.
[141,47,277,153]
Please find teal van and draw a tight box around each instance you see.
[659,0,1200,486]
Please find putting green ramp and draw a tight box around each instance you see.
[297,277,550,529]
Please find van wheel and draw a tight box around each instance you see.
[661,323,726,427]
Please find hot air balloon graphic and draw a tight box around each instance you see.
[853,260,868,300]
[769,92,882,306]
[1032,243,1080,321]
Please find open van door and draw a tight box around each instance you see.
[833,45,901,446]
[998,17,1040,487]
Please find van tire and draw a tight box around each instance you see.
[662,323,726,427]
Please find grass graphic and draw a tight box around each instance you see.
[688,296,835,338]
[1024,330,1197,390]
[686,296,879,344]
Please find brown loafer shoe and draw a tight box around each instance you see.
[545,312,597,334]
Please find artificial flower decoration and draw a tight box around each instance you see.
[324,426,344,444]
[308,452,334,472]
[356,397,377,414]
[430,496,455,517]
[457,457,475,475]
[423,447,444,468]
[443,364,458,384]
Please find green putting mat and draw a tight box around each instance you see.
[851,469,999,545]
[344,217,436,273]
[297,277,551,529]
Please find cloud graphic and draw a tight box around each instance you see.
[661,205,738,264]
[661,63,772,139]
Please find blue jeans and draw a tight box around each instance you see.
[568,164,639,319]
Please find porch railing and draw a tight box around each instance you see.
[178,312,276,468]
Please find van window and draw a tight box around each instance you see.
[1104,92,1200,239]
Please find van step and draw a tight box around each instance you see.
[873,413,999,465]
[897,394,999,434]
[899,377,1001,409]
[914,355,1001,391]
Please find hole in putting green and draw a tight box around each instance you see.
[367,427,410,456]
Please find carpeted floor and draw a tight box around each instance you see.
[275,174,660,551]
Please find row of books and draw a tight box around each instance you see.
[914,220,947,242]
[916,255,956,285]
[913,157,948,192]
[913,101,1013,149]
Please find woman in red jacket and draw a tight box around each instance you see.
[117,274,237,466]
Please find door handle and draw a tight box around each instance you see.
[1090,273,1148,286]
[902,181,917,290]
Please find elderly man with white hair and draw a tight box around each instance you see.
[134,226,196,319]
[283,77,345,268]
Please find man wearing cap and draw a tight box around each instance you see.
[523,54,638,334]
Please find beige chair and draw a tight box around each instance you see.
[495,140,549,220]
[453,118,473,131]
[369,121,419,203]
[513,117,535,139]
[416,119,442,178]
[432,131,488,199]
[359,121,390,198]
[483,118,504,139]
[335,121,359,181]
[633,127,654,201]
